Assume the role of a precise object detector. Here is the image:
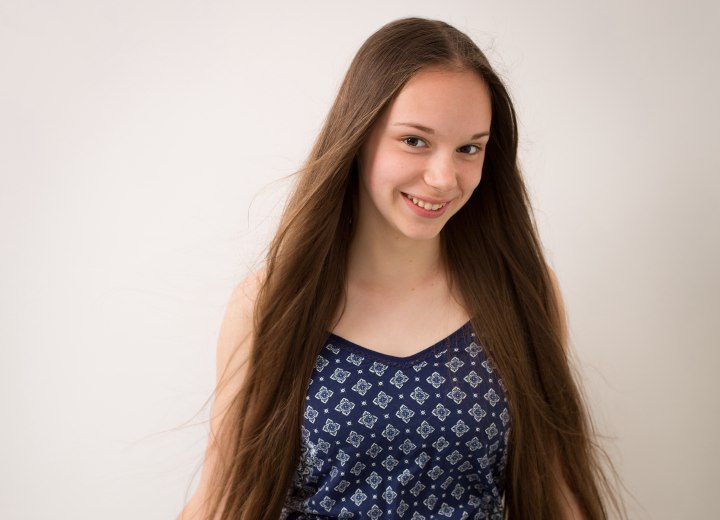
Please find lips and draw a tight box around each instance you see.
[402,192,448,211]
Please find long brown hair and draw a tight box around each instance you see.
[205,17,622,520]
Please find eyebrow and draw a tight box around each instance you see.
[393,122,490,140]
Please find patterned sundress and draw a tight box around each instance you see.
[281,321,510,519]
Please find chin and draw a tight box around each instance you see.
[396,223,445,242]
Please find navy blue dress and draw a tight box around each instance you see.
[281,322,510,519]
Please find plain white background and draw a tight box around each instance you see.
[1,1,718,518]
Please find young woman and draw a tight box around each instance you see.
[178,17,621,520]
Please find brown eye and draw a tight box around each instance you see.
[458,144,482,154]
[403,137,428,148]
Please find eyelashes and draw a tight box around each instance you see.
[402,136,428,148]
[402,136,484,154]
[458,144,483,154]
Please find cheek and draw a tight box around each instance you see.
[461,164,484,193]
[359,164,393,208]
[365,153,411,192]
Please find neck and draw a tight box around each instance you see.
[346,224,445,293]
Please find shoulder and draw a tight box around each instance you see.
[225,268,265,319]
[546,266,570,352]
[215,268,266,381]
[178,270,267,518]
[547,266,562,301]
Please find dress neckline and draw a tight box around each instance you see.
[326,320,473,365]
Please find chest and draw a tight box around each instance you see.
[330,289,470,358]
[287,324,511,517]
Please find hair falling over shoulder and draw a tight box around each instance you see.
[203,17,625,520]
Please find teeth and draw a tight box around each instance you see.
[408,194,447,211]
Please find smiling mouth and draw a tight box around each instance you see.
[402,193,448,211]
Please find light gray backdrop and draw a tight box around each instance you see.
[1,1,718,518]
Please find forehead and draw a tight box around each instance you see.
[378,68,492,134]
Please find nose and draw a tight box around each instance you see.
[423,152,458,193]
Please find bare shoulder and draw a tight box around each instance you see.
[547,265,561,292]
[215,268,266,384]
[176,269,267,519]
[546,266,570,351]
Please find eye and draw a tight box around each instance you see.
[402,136,428,148]
[458,144,483,155]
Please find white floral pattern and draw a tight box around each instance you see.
[282,322,509,520]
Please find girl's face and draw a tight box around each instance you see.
[357,67,492,243]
